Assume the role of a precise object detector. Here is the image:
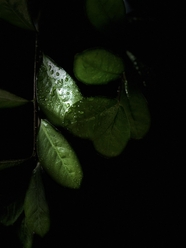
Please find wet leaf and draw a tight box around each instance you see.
[24,164,50,237]
[19,218,33,248]
[37,55,83,126]
[37,119,83,188]
[122,86,151,139]
[64,97,130,157]
[85,0,126,31]
[74,48,124,85]
[0,0,35,30]
[0,89,29,108]
[0,197,24,226]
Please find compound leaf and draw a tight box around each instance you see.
[37,55,83,126]
[24,164,50,237]
[64,97,130,157]
[37,119,83,188]
[73,48,124,85]
[0,89,29,108]
[0,0,35,30]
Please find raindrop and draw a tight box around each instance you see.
[65,77,68,82]
[56,72,60,76]
[51,70,54,74]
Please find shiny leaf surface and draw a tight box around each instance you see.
[37,119,83,188]
[73,48,125,85]
[24,164,50,237]
[64,97,130,157]
[85,0,126,31]
[37,55,83,126]
[0,0,35,30]
[0,89,29,108]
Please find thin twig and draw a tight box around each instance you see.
[32,32,39,158]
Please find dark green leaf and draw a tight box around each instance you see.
[0,0,35,30]
[24,164,50,237]
[0,197,24,226]
[73,48,124,85]
[64,97,130,157]
[19,218,33,248]
[37,55,83,126]
[0,158,29,171]
[0,89,29,108]
[122,85,151,139]
[37,119,83,188]
[85,0,126,31]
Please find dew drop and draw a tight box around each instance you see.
[56,72,60,76]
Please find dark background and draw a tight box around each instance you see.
[0,0,185,247]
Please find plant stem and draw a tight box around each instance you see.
[33,32,40,158]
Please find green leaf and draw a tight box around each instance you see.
[0,197,24,226]
[0,89,29,108]
[37,119,83,188]
[0,0,35,30]
[122,86,151,139]
[64,97,130,157]
[19,218,33,248]
[37,55,83,126]
[85,0,126,31]
[73,48,124,85]
[0,158,29,171]
[24,164,50,237]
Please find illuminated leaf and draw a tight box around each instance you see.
[37,55,83,126]
[64,97,130,157]
[0,0,35,30]
[73,48,124,85]
[85,0,126,31]
[24,164,50,237]
[37,119,83,188]
[0,89,29,108]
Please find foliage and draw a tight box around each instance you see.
[0,0,151,246]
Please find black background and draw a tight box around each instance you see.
[0,0,185,247]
